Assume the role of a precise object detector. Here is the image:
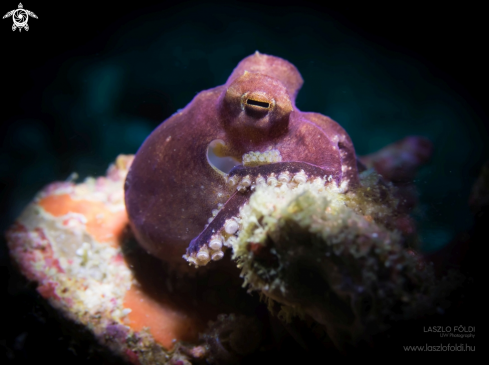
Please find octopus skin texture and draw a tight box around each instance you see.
[124,52,360,267]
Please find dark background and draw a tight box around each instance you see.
[1,0,484,362]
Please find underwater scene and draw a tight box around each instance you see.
[1,1,484,363]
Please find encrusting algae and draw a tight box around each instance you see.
[228,168,453,350]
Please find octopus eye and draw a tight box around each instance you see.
[220,72,292,138]
[246,99,270,108]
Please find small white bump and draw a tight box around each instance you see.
[278,172,291,183]
[255,175,266,185]
[209,234,223,250]
[242,149,282,166]
[227,175,239,186]
[240,175,252,187]
[211,251,224,261]
[224,219,239,234]
[212,209,219,216]
[237,175,252,192]
[293,170,307,184]
[184,255,197,265]
[267,175,278,186]
[339,180,349,193]
[208,217,214,223]
[196,247,210,265]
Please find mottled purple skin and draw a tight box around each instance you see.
[125,52,359,264]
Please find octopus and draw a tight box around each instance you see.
[124,52,361,267]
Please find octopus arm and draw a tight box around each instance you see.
[185,162,340,267]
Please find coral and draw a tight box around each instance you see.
[6,156,209,364]
[230,169,443,349]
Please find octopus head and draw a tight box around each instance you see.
[219,71,293,139]
[218,52,303,142]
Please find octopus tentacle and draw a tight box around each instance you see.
[184,190,251,266]
[184,161,340,267]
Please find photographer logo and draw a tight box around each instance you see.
[3,3,38,32]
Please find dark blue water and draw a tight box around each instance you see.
[1,2,486,260]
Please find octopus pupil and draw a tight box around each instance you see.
[246,99,270,108]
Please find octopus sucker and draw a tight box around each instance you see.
[208,233,224,250]
[185,190,251,260]
[242,148,282,166]
[228,162,340,185]
[125,52,359,266]
[267,174,278,187]
[224,218,239,234]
